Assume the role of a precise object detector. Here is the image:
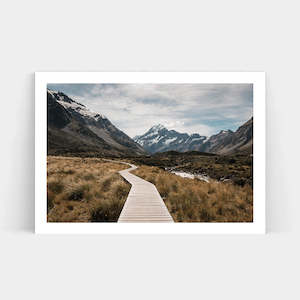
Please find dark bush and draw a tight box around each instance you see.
[91,200,124,222]
[67,185,90,201]
[48,181,64,194]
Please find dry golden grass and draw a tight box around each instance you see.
[47,156,130,222]
[132,166,253,222]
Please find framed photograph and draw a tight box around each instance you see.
[35,72,265,234]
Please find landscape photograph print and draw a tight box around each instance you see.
[47,83,253,223]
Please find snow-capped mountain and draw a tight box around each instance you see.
[48,90,106,121]
[47,89,146,156]
[135,118,253,155]
[134,124,208,153]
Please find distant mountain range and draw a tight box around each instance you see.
[47,90,146,157]
[47,89,252,156]
[134,118,253,155]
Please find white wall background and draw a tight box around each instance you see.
[0,0,299,299]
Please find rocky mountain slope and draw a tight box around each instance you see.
[210,117,253,155]
[47,90,146,157]
[134,118,253,155]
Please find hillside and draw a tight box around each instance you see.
[47,90,146,157]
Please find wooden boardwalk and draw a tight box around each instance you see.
[105,160,174,223]
[118,163,174,222]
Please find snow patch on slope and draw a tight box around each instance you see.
[164,137,177,145]
[48,89,106,121]
[57,100,106,121]
[147,135,164,145]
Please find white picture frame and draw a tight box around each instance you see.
[35,72,265,234]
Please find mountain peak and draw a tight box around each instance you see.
[219,129,233,134]
[47,89,106,121]
[150,124,166,131]
[47,89,85,107]
[134,124,207,153]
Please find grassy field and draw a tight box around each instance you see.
[47,155,253,223]
[47,156,130,222]
[132,165,253,222]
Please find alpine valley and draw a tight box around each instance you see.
[46,87,253,223]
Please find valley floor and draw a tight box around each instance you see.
[47,155,253,223]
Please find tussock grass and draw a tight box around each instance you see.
[47,156,130,222]
[132,166,253,222]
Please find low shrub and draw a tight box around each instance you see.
[90,199,124,222]
[48,181,64,194]
[67,184,90,201]
[101,176,112,191]
[83,173,95,181]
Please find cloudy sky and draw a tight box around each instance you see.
[47,83,253,138]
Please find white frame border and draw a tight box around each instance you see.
[35,72,265,234]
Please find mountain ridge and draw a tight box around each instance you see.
[134,118,253,155]
[47,89,146,157]
[134,124,207,154]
